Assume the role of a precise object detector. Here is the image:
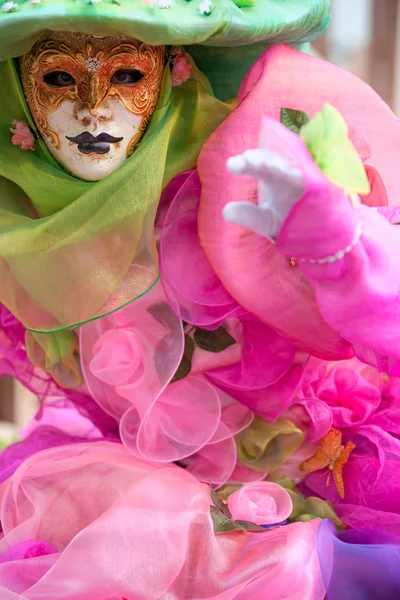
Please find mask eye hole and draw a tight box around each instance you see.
[111,69,144,85]
[43,71,76,88]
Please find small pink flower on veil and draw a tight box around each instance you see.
[10,120,35,151]
[228,482,293,526]
[171,52,192,87]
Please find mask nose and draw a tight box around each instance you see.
[76,105,113,128]
[76,76,112,128]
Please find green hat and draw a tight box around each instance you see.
[0,0,330,99]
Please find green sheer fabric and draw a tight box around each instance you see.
[235,416,305,472]
[0,57,232,333]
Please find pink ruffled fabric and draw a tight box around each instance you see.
[289,358,400,534]
[0,304,119,484]
[160,170,240,327]
[80,279,254,485]
[0,442,325,599]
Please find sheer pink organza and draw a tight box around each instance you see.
[198,45,400,358]
[197,49,353,360]
[80,279,253,483]
[160,170,241,328]
[0,442,326,599]
[0,304,119,484]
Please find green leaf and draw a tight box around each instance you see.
[210,506,247,533]
[267,471,296,491]
[304,497,345,530]
[234,520,266,532]
[295,514,315,523]
[154,332,177,382]
[280,108,310,134]
[171,334,195,383]
[194,326,236,354]
[300,103,370,195]
[147,303,177,329]
[211,489,232,519]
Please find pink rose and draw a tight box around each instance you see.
[171,54,191,87]
[228,481,293,525]
[10,119,35,151]
[90,329,144,386]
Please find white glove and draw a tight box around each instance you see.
[223,143,305,240]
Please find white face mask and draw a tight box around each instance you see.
[20,32,165,181]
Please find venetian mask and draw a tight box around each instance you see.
[19,32,165,181]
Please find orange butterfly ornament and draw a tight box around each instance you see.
[300,428,355,499]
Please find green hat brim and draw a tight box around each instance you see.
[0,0,330,98]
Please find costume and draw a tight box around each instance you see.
[1,0,400,597]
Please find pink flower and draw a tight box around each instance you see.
[90,329,144,387]
[228,481,293,525]
[10,120,35,151]
[171,53,191,87]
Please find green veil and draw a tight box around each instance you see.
[0,56,232,334]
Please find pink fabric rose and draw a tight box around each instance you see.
[228,481,293,525]
[90,329,144,387]
[10,120,35,151]
[171,53,192,87]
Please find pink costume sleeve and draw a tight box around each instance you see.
[276,170,400,373]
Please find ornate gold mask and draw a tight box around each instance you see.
[20,32,165,181]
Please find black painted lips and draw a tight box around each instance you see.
[66,132,123,155]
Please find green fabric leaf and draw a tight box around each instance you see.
[267,471,296,491]
[300,103,370,195]
[194,326,236,353]
[234,520,266,532]
[210,506,266,534]
[147,302,179,329]
[304,496,345,530]
[211,489,232,519]
[280,107,310,134]
[215,484,242,501]
[171,334,195,383]
[210,506,247,533]
[295,514,315,523]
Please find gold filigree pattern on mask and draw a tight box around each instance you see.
[19,32,165,155]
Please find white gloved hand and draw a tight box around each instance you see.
[223,144,305,240]
[223,149,305,239]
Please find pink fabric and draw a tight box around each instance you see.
[298,358,382,430]
[236,45,400,205]
[206,313,296,390]
[80,280,253,483]
[361,166,389,207]
[0,304,119,485]
[160,170,239,328]
[0,442,325,599]
[0,541,58,564]
[197,48,353,360]
[228,482,293,525]
[292,358,400,534]
[266,122,400,366]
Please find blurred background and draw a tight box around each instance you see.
[0,0,399,439]
[314,0,400,111]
